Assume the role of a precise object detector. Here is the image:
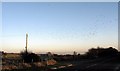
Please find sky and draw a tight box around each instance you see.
[1,0,120,2]
[1,2,118,54]
[0,2,2,51]
[118,2,120,50]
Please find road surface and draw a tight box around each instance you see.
[52,57,120,71]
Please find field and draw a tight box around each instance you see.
[1,52,120,71]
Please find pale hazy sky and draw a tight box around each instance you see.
[1,0,120,2]
[1,2,118,54]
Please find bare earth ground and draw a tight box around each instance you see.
[1,53,120,71]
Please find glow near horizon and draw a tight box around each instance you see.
[2,2,118,54]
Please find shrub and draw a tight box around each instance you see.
[20,51,40,63]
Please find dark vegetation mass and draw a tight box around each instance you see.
[86,47,118,58]
[19,47,120,63]
[53,47,119,61]
[20,51,40,63]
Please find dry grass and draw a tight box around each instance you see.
[2,53,57,71]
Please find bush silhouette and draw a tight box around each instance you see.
[20,51,40,63]
[86,47,118,58]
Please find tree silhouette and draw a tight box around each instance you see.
[20,51,40,63]
[86,47,118,58]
